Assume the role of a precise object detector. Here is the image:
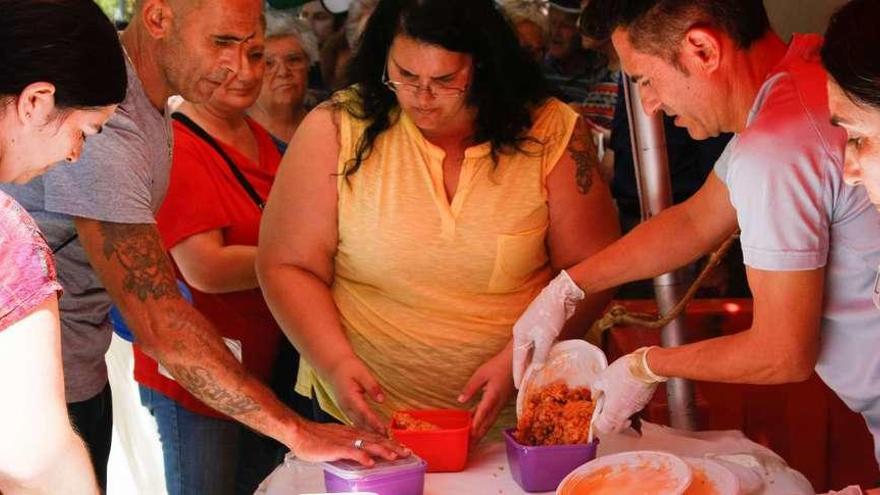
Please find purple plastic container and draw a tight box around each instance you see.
[503,428,599,493]
[321,455,427,495]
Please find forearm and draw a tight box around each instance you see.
[140,300,303,444]
[649,267,824,384]
[647,329,814,384]
[259,263,358,378]
[568,202,730,294]
[75,219,305,448]
[171,243,259,294]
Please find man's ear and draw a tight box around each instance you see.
[140,0,175,39]
[16,82,57,126]
[680,27,722,74]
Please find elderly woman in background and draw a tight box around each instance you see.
[250,11,319,154]
[498,0,549,64]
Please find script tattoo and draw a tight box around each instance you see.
[569,117,601,194]
[166,365,261,415]
[100,223,178,301]
[163,306,262,416]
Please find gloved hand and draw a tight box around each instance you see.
[512,270,585,388]
[591,346,666,435]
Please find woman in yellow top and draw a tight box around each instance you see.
[257,0,620,443]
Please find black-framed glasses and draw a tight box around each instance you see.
[381,62,468,99]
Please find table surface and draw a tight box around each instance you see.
[256,422,816,494]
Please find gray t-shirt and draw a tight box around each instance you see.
[715,35,880,461]
[0,58,172,402]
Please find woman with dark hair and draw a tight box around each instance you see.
[258,0,619,442]
[824,0,880,213]
[0,0,126,492]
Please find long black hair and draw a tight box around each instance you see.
[0,0,127,110]
[822,0,880,109]
[340,0,549,175]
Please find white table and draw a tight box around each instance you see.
[256,422,816,494]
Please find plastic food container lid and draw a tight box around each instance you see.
[683,458,741,495]
[320,455,426,481]
[557,450,693,495]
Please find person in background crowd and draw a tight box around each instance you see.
[572,0,620,136]
[0,1,126,492]
[498,0,549,65]
[543,0,611,104]
[1,0,407,491]
[300,0,347,95]
[319,0,380,91]
[513,0,880,468]
[300,0,347,48]
[250,10,319,154]
[257,0,619,443]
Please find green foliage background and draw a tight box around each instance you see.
[94,0,134,23]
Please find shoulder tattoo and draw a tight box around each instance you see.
[568,117,602,194]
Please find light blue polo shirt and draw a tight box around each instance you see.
[716,34,880,462]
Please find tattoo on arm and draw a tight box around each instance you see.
[163,305,262,416]
[93,222,264,417]
[167,365,261,415]
[569,117,602,194]
[99,223,178,301]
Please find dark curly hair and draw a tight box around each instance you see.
[822,0,880,110]
[338,0,549,176]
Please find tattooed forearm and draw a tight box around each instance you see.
[159,305,263,416]
[167,365,261,415]
[569,117,602,194]
[99,222,178,301]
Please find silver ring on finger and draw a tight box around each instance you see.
[353,438,366,450]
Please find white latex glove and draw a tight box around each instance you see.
[591,347,666,435]
[512,270,585,388]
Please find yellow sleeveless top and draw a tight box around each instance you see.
[296,91,578,435]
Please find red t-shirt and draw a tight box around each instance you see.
[0,191,62,333]
[134,117,284,418]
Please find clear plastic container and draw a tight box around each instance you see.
[321,455,427,495]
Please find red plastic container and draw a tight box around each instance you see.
[390,409,471,473]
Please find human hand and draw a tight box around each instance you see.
[326,356,388,435]
[290,420,410,466]
[512,270,584,388]
[458,347,516,444]
[591,347,665,435]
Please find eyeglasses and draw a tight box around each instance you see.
[265,53,309,73]
[381,62,468,99]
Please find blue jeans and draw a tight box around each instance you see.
[139,386,280,495]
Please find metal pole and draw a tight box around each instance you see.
[622,75,698,431]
